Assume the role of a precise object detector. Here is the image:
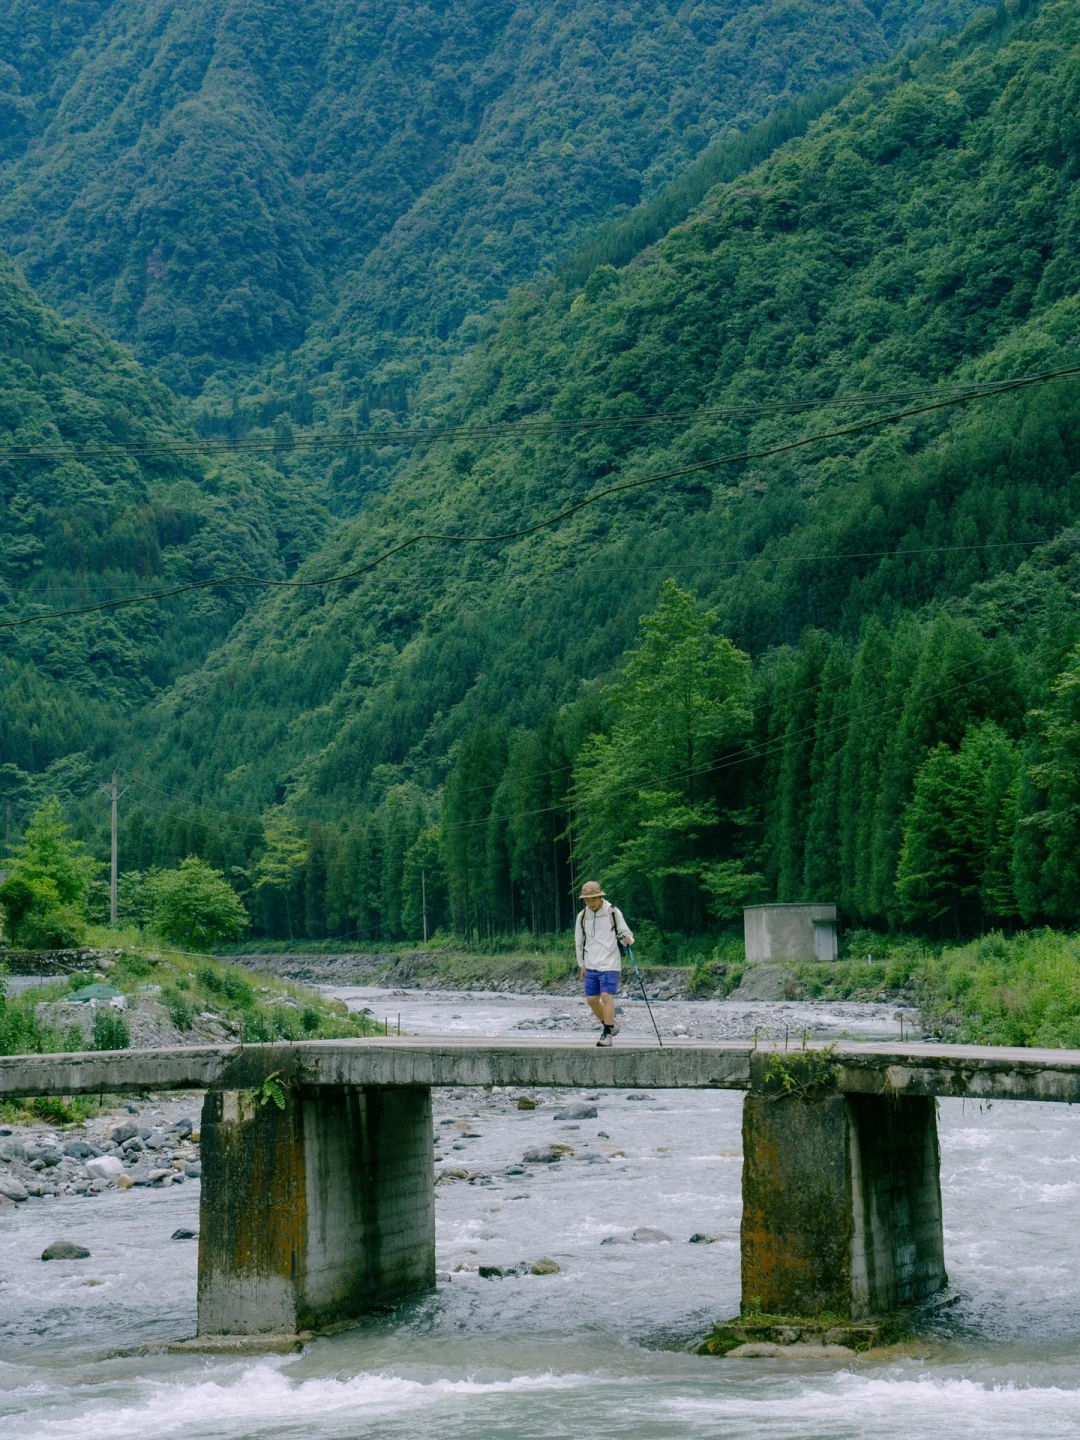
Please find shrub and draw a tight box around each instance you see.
[92,1007,130,1051]
[146,857,248,950]
[163,988,194,1030]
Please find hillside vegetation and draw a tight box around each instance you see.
[0,253,327,804]
[0,0,979,398]
[6,0,1080,970]
[85,0,1080,952]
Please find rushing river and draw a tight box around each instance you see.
[2,990,1080,1439]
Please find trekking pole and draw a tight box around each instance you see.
[628,947,663,1048]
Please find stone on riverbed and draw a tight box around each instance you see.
[553,1104,597,1120]
[631,1227,673,1243]
[522,1145,563,1164]
[108,1122,139,1145]
[530,1258,561,1275]
[62,1139,100,1160]
[171,1229,197,1240]
[516,1097,537,1110]
[85,1156,124,1181]
[0,1175,28,1202]
[42,1241,90,1260]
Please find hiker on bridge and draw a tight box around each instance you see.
[576,880,634,1047]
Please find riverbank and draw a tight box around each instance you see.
[234,948,915,1006]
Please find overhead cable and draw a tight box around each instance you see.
[3,364,1076,633]
[3,363,1079,463]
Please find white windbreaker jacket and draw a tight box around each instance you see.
[574,900,635,972]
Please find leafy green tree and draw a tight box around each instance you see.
[252,813,309,937]
[574,581,752,928]
[146,857,249,950]
[0,798,98,947]
[1016,645,1080,924]
[895,724,1019,933]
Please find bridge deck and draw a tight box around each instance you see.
[3,1037,1080,1102]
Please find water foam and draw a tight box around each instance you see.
[5,1363,588,1440]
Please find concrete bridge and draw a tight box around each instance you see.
[3,1036,1079,1343]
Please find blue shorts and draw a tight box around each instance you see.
[584,970,620,997]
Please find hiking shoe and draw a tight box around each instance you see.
[609,1022,621,1036]
[596,1028,613,1047]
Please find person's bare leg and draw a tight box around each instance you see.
[586,995,605,1023]
[600,992,616,1027]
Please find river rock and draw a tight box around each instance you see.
[530,1258,561,1275]
[62,1139,101,1160]
[122,1137,143,1154]
[516,1097,537,1110]
[42,1241,90,1260]
[522,1145,568,1164]
[0,1138,26,1161]
[688,1233,724,1244]
[626,1094,652,1102]
[553,1104,597,1120]
[115,1174,134,1190]
[167,1119,194,1139]
[171,1228,197,1240]
[85,1156,125,1181]
[143,1131,170,1150]
[148,1168,172,1186]
[631,1227,673,1244]
[0,1175,28,1201]
[108,1121,139,1145]
[184,1162,202,1179]
[0,1193,14,1210]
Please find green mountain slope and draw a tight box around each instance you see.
[0,251,327,787]
[0,0,979,396]
[114,0,1080,940]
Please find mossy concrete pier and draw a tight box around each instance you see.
[742,1089,945,1319]
[2,1036,1078,1338]
[198,1084,434,1339]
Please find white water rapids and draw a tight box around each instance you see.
[2,988,1080,1439]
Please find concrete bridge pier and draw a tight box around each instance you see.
[740,1088,946,1319]
[197,1083,435,1339]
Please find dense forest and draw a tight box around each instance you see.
[0,0,979,405]
[4,0,1080,952]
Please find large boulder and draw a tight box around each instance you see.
[0,1175,28,1202]
[85,1156,125,1181]
[42,1240,90,1260]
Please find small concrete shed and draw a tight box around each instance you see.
[743,903,838,962]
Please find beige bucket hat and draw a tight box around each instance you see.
[579,880,605,899]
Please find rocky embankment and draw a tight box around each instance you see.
[0,1096,202,1210]
[234,951,754,999]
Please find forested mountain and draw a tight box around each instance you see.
[0,250,327,809]
[6,0,1080,951]
[94,0,1080,946]
[0,0,978,400]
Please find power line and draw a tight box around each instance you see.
[3,365,1077,634]
[2,370,1069,464]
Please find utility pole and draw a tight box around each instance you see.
[421,869,428,944]
[98,772,129,928]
